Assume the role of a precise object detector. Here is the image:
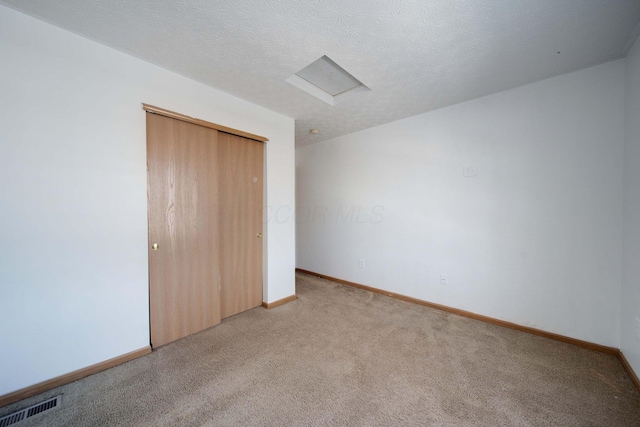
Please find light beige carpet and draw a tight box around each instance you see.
[2,272,639,426]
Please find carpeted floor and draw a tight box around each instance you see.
[2,272,640,426]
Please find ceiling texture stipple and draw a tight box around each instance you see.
[3,0,640,147]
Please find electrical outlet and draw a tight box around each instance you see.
[635,318,640,342]
[359,259,366,269]
[463,165,478,177]
[440,274,448,285]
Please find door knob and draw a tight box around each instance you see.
[151,243,159,250]
[256,233,262,238]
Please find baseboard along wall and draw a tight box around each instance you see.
[3,270,637,409]
[0,294,299,409]
[618,349,640,392]
[0,346,151,408]
[262,294,297,309]
[295,268,640,391]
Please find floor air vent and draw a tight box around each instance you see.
[0,396,61,427]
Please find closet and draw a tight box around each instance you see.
[144,104,266,348]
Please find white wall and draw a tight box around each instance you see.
[622,35,640,376]
[297,60,625,347]
[0,5,295,396]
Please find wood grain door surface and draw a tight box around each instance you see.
[147,113,221,347]
[218,132,264,318]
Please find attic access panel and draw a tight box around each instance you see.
[286,55,369,106]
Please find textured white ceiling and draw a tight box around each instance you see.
[3,0,640,146]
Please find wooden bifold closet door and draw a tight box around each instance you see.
[146,107,265,348]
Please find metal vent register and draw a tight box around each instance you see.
[0,396,61,426]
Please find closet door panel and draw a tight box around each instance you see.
[147,113,221,347]
[218,132,264,318]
